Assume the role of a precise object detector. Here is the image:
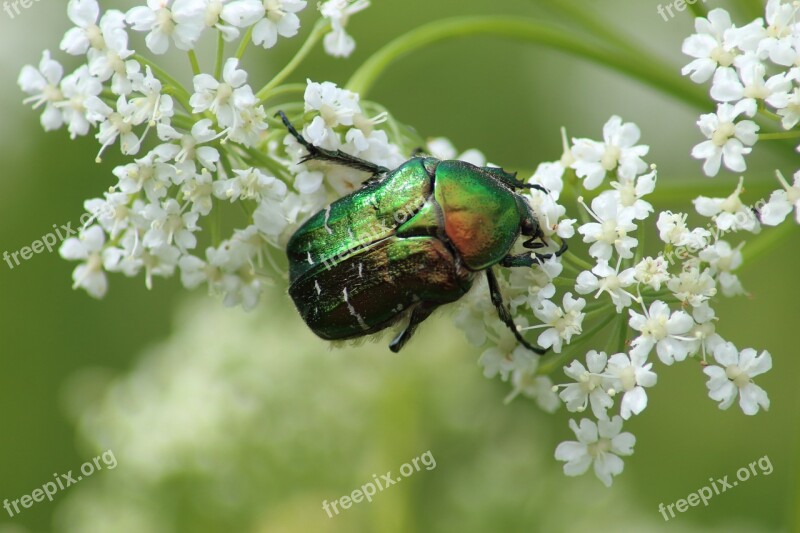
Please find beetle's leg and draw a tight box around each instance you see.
[277,111,390,176]
[522,239,546,250]
[501,240,568,267]
[515,183,549,194]
[389,302,439,353]
[486,268,547,355]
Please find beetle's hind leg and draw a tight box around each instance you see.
[389,302,439,353]
[277,111,390,176]
[486,268,547,355]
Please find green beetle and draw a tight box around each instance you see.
[280,112,566,353]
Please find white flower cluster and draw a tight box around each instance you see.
[18,0,373,307]
[682,2,800,226]
[453,116,773,487]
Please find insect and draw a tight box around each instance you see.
[280,111,567,353]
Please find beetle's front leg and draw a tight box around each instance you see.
[277,111,390,176]
[501,240,568,267]
[485,268,547,355]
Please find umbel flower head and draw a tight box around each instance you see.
[19,0,375,309]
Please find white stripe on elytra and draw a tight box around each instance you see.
[343,287,369,331]
[323,205,333,235]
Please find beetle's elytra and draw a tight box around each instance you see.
[280,112,567,353]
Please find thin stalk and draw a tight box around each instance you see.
[134,54,193,109]
[563,250,593,271]
[258,83,307,105]
[240,145,293,181]
[215,31,225,80]
[634,222,646,264]
[188,50,201,77]
[552,277,578,288]
[171,113,196,130]
[162,86,193,115]
[758,104,782,121]
[759,130,800,140]
[255,19,331,100]
[537,0,641,54]
[615,313,629,355]
[235,27,254,60]
[536,313,618,376]
[346,17,708,111]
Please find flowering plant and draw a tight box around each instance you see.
[19,0,797,487]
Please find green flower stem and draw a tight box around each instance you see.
[188,50,202,77]
[235,27,254,60]
[134,54,193,109]
[536,312,618,376]
[615,312,629,355]
[641,290,673,302]
[537,0,641,54]
[255,19,331,101]
[562,250,594,271]
[163,86,193,115]
[552,277,578,288]
[559,257,583,276]
[634,222,646,264]
[346,16,708,110]
[258,83,307,105]
[215,31,225,80]
[264,102,305,123]
[583,305,618,321]
[240,145,293,181]
[171,113,196,130]
[758,103,782,121]
[759,131,800,140]
[582,300,612,313]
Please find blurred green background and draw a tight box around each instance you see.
[0,0,798,532]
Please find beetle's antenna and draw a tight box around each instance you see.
[516,183,550,194]
[275,111,391,176]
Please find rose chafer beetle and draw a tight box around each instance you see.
[280,112,567,353]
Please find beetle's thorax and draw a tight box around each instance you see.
[432,161,523,271]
